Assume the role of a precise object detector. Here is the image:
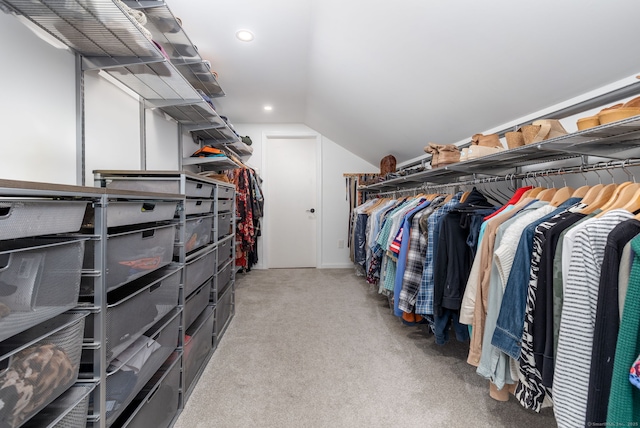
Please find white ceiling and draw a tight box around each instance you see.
[169,0,640,165]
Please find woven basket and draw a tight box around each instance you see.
[522,125,541,145]
[505,131,525,149]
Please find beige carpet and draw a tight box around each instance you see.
[174,268,556,428]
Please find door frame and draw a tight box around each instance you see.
[261,131,322,269]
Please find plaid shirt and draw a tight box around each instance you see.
[398,196,445,313]
[415,193,463,315]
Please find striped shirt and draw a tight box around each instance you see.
[553,209,633,428]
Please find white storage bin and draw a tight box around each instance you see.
[216,259,233,295]
[217,199,232,213]
[22,383,94,428]
[216,186,233,200]
[215,284,234,340]
[105,311,180,426]
[184,247,216,297]
[217,212,232,239]
[0,238,86,342]
[217,237,233,267]
[0,313,86,428]
[0,200,87,240]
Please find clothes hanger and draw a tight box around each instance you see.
[597,162,633,212]
[548,169,574,207]
[580,165,618,214]
[606,161,640,215]
[534,172,557,201]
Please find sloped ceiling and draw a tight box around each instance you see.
[170,0,640,165]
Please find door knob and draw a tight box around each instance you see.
[306,208,315,213]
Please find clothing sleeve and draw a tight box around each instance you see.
[432,215,450,317]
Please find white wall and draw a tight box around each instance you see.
[0,12,77,184]
[234,123,377,269]
[145,109,180,171]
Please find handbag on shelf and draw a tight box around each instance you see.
[424,143,460,168]
[466,144,504,160]
[505,129,525,149]
[522,119,568,145]
[471,133,502,148]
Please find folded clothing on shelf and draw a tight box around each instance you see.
[191,146,226,158]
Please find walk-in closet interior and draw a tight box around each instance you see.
[1,0,640,427]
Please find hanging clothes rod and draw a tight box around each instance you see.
[371,158,640,197]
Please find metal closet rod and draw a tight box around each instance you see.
[373,158,640,197]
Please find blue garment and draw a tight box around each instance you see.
[393,200,432,316]
[492,198,582,359]
[467,208,498,259]
[415,193,463,315]
[434,308,469,345]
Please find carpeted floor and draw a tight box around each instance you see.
[174,268,557,428]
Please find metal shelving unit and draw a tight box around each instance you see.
[362,115,640,191]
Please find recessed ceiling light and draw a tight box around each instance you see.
[236,30,254,42]
[264,105,273,111]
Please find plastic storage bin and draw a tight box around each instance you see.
[184,200,213,216]
[104,311,180,426]
[119,353,181,428]
[217,237,233,267]
[217,259,233,295]
[215,284,234,340]
[0,200,87,240]
[21,383,94,428]
[217,199,232,213]
[105,177,214,198]
[105,201,178,228]
[0,238,86,342]
[184,279,211,331]
[103,267,180,363]
[217,212,232,239]
[0,312,86,428]
[180,215,213,255]
[184,306,214,394]
[184,247,216,297]
[83,224,175,293]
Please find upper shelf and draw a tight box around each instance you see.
[361,115,640,191]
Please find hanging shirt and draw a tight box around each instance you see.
[586,219,640,426]
[553,209,633,428]
[415,193,463,315]
[606,234,640,426]
[483,186,533,221]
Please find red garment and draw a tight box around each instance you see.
[483,186,533,221]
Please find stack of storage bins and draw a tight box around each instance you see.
[0,187,92,428]
[80,191,183,427]
[214,184,236,346]
[92,171,228,406]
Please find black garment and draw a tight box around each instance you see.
[585,219,640,426]
[535,212,586,388]
[354,213,368,266]
[433,188,494,315]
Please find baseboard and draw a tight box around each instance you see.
[319,263,354,269]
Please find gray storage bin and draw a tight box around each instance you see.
[215,285,234,340]
[120,353,181,428]
[216,185,233,200]
[106,201,178,228]
[217,199,232,213]
[217,237,233,267]
[0,200,87,240]
[184,306,214,393]
[217,212,232,239]
[105,311,180,426]
[0,313,86,428]
[83,224,175,293]
[22,383,94,428]
[105,178,214,198]
[184,247,216,297]
[104,267,180,363]
[217,259,233,295]
[184,279,211,331]
[0,238,85,342]
[180,215,213,255]
[184,199,213,216]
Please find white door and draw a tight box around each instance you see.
[265,136,317,268]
